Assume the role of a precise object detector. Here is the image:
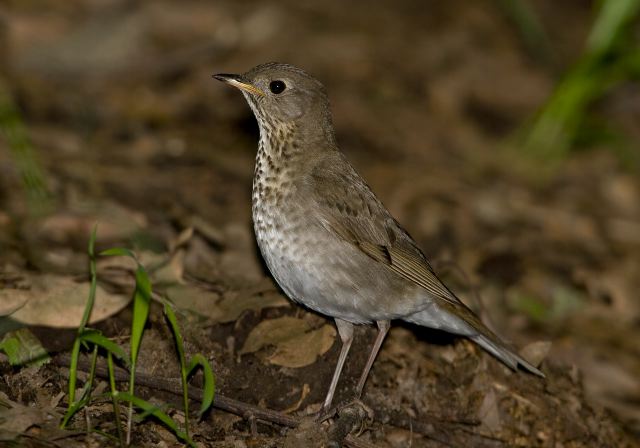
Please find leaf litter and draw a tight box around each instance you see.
[166,283,289,323]
[241,316,336,368]
[3,273,130,328]
[0,0,639,446]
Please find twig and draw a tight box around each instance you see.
[52,354,475,446]
[55,354,299,428]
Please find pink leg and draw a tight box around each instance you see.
[322,318,354,411]
[355,320,390,397]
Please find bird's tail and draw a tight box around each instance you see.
[470,333,545,377]
[405,305,545,377]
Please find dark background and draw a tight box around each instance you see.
[0,0,639,446]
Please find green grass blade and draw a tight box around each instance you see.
[126,263,152,445]
[99,248,138,259]
[107,352,125,447]
[63,338,82,423]
[494,0,554,65]
[63,225,100,422]
[116,393,177,430]
[61,393,89,428]
[82,345,100,432]
[518,0,640,167]
[115,392,194,447]
[79,225,99,333]
[588,0,640,54]
[187,354,216,418]
[96,245,150,365]
[79,329,130,366]
[60,346,98,429]
[522,67,605,161]
[163,302,186,368]
[163,301,189,436]
[130,265,151,364]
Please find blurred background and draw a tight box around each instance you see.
[0,0,639,445]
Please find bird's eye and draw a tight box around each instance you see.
[269,80,286,94]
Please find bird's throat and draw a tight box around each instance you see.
[251,122,302,213]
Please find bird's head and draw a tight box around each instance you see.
[215,62,335,144]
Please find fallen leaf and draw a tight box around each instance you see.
[5,274,130,328]
[167,284,289,323]
[27,201,146,247]
[0,391,59,438]
[169,227,194,252]
[189,216,224,246]
[151,249,186,285]
[241,316,336,368]
[183,235,220,282]
[0,296,27,317]
[0,328,50,367]
[97,249,184,286]
[218,223,265,284]
[282,383,310,414]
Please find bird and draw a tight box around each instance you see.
[214,62,544,413]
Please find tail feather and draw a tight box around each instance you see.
[471,333,545,377]
[406,302,546,377]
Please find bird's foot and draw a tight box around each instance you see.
[337,399,374,436]
[316,398,373,425]
[316,404,338,423]
[326,398,374,444]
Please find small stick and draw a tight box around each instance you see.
[52,354,474,446]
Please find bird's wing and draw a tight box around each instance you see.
[302,152,465,310]
[301,153,544,376]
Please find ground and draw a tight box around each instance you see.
[0,0,639,447]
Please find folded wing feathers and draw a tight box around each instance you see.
[352,234,545,377]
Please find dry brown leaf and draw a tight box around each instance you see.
[218,223,265,284]
[170,227,194,252]
[0,295,28,317]
[28,201,146,246]
[151,249,186,285]
[189,216,225,246]
[282,383,311,414]
[166,284,289,323]
[0,391,60,437]
[241,316,336,368]
[5,274,130,327]
[182,235,220,282]
[96,249,185,286]
[217,290,289,323]
[164,284,220,317]
[241,316,308,354]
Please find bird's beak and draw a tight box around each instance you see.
[213,73,265,97]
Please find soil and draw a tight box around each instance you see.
[1,0,639,447]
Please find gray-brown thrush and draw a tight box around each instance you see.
[214,62,544,412]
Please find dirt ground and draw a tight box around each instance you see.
[1,0,640,447]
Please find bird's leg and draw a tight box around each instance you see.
[355,320,390,397]
[322,318,354,413]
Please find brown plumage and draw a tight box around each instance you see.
[214,63,544,413]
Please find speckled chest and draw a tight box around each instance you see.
[251,123,308,274]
